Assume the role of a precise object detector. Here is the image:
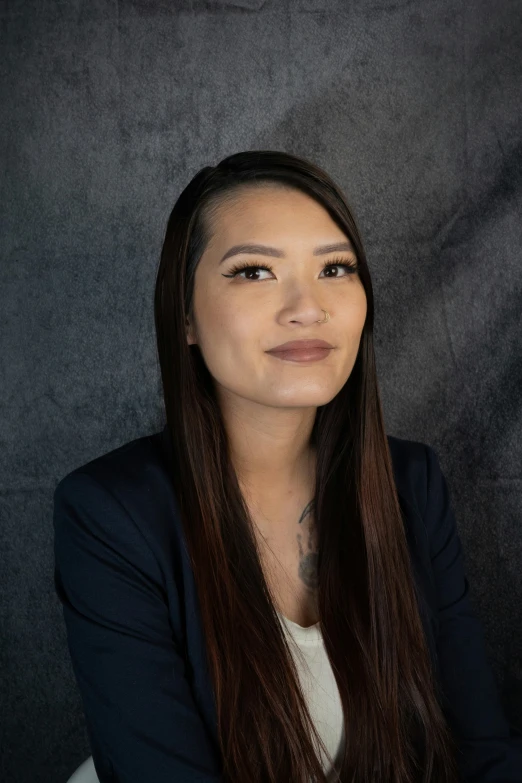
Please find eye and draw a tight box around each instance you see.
[222,256,360,282]
[222,262,276,281]
[320,256,360,278]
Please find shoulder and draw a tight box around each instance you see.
[53,427,439,560]
[54,426,167,496]
[386,435,457,572]
[54,427,434,514]
[55,427,434,511]
[54,423,174,503]
[53,425,179,563]
[386,433,431,518]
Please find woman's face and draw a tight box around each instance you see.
[186,185,367,411]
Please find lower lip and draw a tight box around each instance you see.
[266,347,333,362]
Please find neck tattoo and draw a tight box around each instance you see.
[296,499,318,590]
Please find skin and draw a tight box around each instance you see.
[185,184,367,616]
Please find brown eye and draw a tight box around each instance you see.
[222,257,360,281]
[222,262,275,281]
[320,257,360,277]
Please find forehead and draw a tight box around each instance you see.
[213,183,329,222]
[205,184,348,248]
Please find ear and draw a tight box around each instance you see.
[186,316,197,345]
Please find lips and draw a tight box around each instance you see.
[266,339,334,353]
[266,339,334,363]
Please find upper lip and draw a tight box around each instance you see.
[266,339,334,352]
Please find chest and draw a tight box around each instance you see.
[249,494,320,628]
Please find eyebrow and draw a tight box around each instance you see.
[219,241,355,265]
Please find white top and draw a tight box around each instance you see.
[276,611,344,781]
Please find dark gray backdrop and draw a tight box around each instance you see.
[1,1,521,781]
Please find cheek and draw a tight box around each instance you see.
[358,295,368,326]
[336,287,367,330]
[348,286,367,327]
[206,306,255,346]
[197,306,259,373]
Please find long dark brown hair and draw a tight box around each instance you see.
[153,150,460,783]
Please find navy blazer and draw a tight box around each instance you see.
[53,425,522,782]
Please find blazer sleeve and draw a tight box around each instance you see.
[424,444,522,782]
[53,470,223,783]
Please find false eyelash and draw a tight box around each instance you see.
[223,256,360,279]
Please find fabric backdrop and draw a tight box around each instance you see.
[1,1,521,781]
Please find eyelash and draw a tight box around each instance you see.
[223,256,360,280]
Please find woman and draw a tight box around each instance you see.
[53,150,522,783]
